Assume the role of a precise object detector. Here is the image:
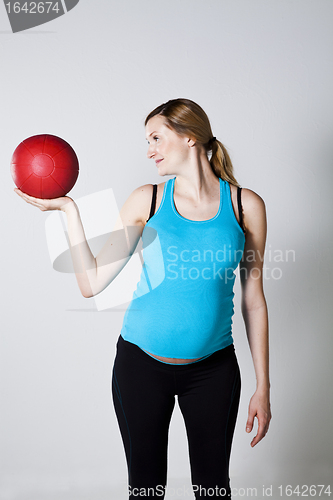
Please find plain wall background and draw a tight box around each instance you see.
[0,1,332,499]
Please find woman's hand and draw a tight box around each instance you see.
[246,388,272,447]
[14,188,75,213]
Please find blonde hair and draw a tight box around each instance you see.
[144,98,240,187]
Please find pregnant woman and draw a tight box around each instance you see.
[15,98,272,499]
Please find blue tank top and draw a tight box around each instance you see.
[120,176,245,360]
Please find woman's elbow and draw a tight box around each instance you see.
[81,288,95,299]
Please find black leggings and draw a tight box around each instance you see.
[112,334,241,499]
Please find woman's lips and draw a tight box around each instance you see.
[156,159,163,165]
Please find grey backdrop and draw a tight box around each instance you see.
[1,1,332,499]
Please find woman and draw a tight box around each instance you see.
[15,98,271,499]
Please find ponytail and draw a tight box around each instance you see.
[209,140,240,187]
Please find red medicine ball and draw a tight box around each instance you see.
[10,134,79,199]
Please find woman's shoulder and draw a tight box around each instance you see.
[239,187,266,234]
[240,186,265,208]
[134,181,167,199]
[229,183,265,208]
[229,182,263,201]
[229,183,266,234]
[131,182,167,225]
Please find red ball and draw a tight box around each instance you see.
[10,134,79,199]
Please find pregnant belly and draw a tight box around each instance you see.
[142,349,203,364]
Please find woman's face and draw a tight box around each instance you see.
[145,114,193,174]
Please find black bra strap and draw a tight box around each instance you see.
[237,186,245,233]
[146,184,157,222]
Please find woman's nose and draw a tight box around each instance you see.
[147,145,155,159]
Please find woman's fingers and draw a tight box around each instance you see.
[13,188,71,212]
[246,408,256,433]
[251,413,267,447]
[14,188,42,202]
[246,391,272,447]
[14,188,47,210]
[249,410,272,447]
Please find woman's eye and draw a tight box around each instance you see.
[147,137,159,145]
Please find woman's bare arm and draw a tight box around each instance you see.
[15,184,153,298]
[239,188,272,447]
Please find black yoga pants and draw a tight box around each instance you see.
[112,334,241,499]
